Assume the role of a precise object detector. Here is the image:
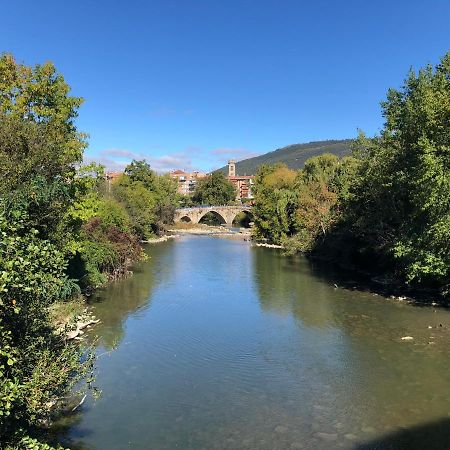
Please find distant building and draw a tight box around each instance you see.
[105,171,123,191]
[170,161,254,201]
[170,170,207,195]
[226,160,254,201]
[106,172,122,183]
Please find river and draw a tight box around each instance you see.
[58,235,450,449]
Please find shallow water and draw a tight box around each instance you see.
[60,236,450,449]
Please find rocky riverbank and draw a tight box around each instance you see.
[167,223,236,235]
[143,235,180,243]
[50,300,100,341]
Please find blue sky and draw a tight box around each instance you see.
[2,1,449,172]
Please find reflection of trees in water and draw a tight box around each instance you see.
[46,409,89,450]
[88,242,175,349]
[252,246,450,434]
[252,247,339,328]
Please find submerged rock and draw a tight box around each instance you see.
[314,432,338,441]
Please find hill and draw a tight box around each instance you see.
[217,139,353,175]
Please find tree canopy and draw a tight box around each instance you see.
[252,51,450,293]
[345,51,450,288]
[192,172,236,205]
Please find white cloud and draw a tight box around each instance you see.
[210,148,260,162]
[84,148,196,173]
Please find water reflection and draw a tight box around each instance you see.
[58,237,450,450]
[252,245,450,445]
[88,241,175,349]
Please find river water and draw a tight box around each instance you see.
[60,235,450,449]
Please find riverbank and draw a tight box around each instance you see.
[168,223,232,234]
[49,298,100,340]
[143,235,180,243]
[304,251,450,308]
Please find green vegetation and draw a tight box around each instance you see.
[113,160,178,238]
[338,51,450,290]
[192,172,237,205]
[253,52,450,296]
[252,154,357,249]
[0,54,178,448]
[0,53,91,449]
[216,139,352,175]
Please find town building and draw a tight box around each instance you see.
[170,170,207,195]
[226,160,254,201]
[105,172,122,183]
[105,171,123,192]
[169,161,254,201]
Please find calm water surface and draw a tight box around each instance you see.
[60,236,450,449]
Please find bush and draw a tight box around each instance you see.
[0,207,93,446]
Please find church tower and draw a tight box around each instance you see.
[228,159,236,177]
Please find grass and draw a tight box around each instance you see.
[48,297,86,327]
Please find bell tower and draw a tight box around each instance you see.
[228,159,236,177]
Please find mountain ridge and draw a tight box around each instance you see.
[217,139,353,175]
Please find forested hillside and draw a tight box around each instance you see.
[217,139,352,175]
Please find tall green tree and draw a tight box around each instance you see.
[113,160,178,237]
[251,164,298,244]
[347,52,450,288]
[0,53,86,245]
[192,172,236,205]
[0,55,92,448]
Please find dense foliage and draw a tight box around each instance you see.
[0,54,92,449]
[0,54,178,448]
[192,172,236,205]
[0,207,93,446]
[253,52,450,295]
[252,154,357,251]
[341,52,450,289]
[113,160,178,238]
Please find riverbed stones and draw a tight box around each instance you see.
[274,425,288,433]
[313,432,338,441]
[344,433,358,441]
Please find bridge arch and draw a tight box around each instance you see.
[198,210,226,225]
[231,209,253,227]
[174,205,253,225]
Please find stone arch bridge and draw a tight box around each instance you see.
[174,205,253,226]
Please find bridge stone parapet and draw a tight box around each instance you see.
[174,205,253,226]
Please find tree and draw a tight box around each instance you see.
[285,154,358,252]
[111,176,154,236]
[124,159,157,189]
[192,172,236,205]
[0,53,86,247]
[252,156,358,250]
[0,54,92,448]
[251,164,298,244]
[0,53,86,176]
[346,52,450,288]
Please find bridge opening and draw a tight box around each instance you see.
[232,211,253,228]
[180,216,192,223]
[198,211,226,226]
